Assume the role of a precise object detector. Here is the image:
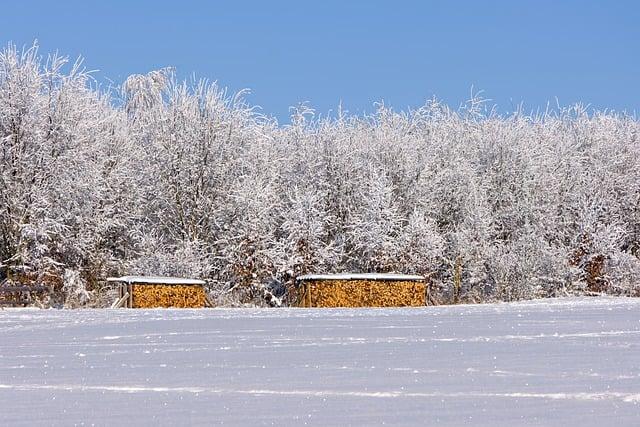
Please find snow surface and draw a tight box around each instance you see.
[297,273,425,281]
[0,297,638,426]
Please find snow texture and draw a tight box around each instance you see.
[0,297,638,426]
[297,273,425,281]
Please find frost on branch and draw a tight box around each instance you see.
[62,269,92,308]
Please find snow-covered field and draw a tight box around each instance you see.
[0,298,638,426]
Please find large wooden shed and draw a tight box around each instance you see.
[107,276,211,308]
[296,273,427,308]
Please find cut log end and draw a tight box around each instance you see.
[300,280,426,308]
[131,284,206,308]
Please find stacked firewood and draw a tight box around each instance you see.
[301,280,426,308]
[132,284,206,308]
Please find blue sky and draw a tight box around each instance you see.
[1,0,638,122]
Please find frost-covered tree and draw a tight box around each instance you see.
[1,42,639,306]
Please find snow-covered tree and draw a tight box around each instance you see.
[1,42,639,306]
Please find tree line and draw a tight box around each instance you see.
[1,43,638,306]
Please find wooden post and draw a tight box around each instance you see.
[301,283,307,307]
[111,292,130,309]
[425,281,430,306]
[128,283,133,308]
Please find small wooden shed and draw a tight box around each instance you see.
[296,273,427,308]
[107,276,211,308]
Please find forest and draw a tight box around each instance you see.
[1,43,639,307]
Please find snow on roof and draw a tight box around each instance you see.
[106,276,206,285]
[296,273,425,282]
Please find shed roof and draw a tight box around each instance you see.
[106,276,206,285]
[297,273,425,282]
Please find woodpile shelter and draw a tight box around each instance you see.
[107,276,212,308]
[0,285,51,307]
[296,273,427,308]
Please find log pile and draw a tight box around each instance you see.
[131,284,206,308]
[300,279,426,308]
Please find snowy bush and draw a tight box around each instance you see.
[62,269,92,308]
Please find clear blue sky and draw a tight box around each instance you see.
[1,0,638,122]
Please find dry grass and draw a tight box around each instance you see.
[132,284,206,308]
[299,280,426,308]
